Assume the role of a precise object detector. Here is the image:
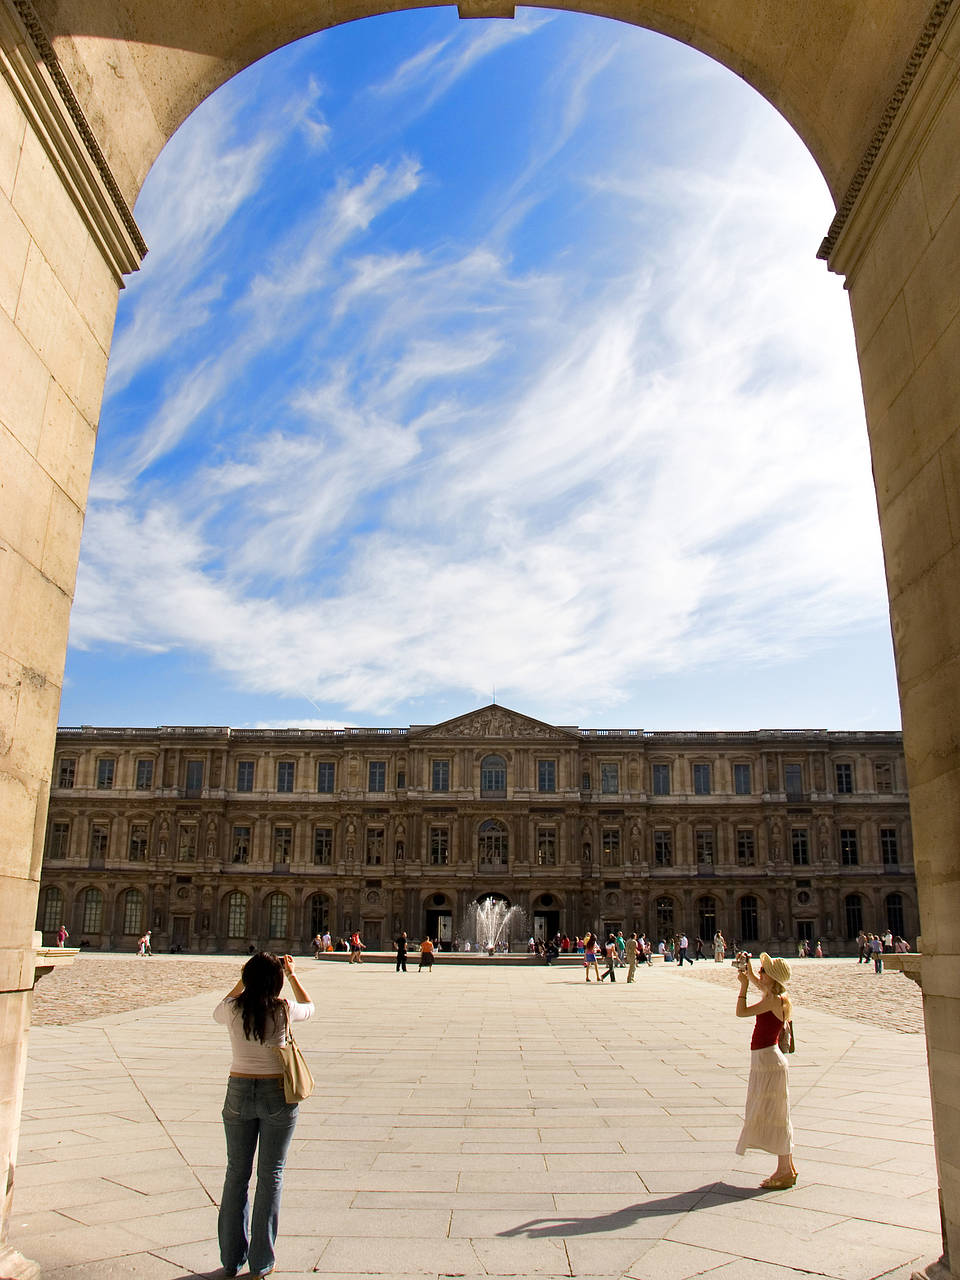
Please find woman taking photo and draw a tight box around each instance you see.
[734,952,797,1189]
[215,952,314,1278]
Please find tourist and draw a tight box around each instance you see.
[419,936,434,972]
[883,928,894,952]
[310,934,322,959]
[599,935,617,982]
[734,952,796,1190]
[138,931,152,956]
[56,923,69,947]
[321,930,332,953]
[625,932,639,982]
[870,934,884,973]
[214,952,313,1279]
[694,936,705,961]
[615,931,626,967]
[582,933,600,982]
[713,931,725,963]
[814,940,823,958]
[857,929,869,963]
[395,931,407,973]
[348,930,365,964]
[797,939,806,959]
[676,933,692,967]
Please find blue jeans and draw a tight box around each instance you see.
[219,1077,298,1275]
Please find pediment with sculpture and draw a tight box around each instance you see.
[411,704,580,743]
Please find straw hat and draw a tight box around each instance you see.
[759,952,791,986]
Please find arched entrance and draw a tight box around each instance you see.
[3,1,960,1271]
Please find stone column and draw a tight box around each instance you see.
[827,7,960,1273]
[0,0,143,1262]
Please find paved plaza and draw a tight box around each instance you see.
[11,956,941,1280]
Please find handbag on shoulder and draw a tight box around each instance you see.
[275,1011,315,1102]
[778,1020,795,1054]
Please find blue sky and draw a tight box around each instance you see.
[60,9,901,732]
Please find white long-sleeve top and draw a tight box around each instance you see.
[214,996,314,1075]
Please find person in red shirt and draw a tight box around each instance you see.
[734,952,796,1190]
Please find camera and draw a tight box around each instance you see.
[732,951,752,973]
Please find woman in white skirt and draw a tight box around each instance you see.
[735,952,797,1189]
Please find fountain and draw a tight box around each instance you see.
[462,896,528,954]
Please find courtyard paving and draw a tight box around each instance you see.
[11,955,941,1280]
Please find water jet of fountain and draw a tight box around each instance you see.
[463,896,527,954]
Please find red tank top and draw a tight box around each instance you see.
[751,1009,784,1049]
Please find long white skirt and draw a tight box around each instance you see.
[736,1045,793,1156]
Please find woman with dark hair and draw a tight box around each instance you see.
[214,951,314,1278]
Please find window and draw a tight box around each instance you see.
[40,885,64,933]
[692,763,711,795]
[733,763,752,795]
[536,827,556,865]
[185,759,204,794]
[368,760,386,792]
[316,761,335,793]
[736,829,755,865]
[886,892,905,936]
[308,893,329,936]
[267,892,288,938]
[96,758,115,789]
[784,763,803,799]
[365,827,385,865]
[656,897,675,938]
[695,828,714,865]
[844,893,863,939]
[397,769,406,789]
[129,823,148,862]
[237,760,255,792]
[431,759,450,792]
[82,887,103,933]
[273,825,293,863]
[601,763,620,794]
[581,770,591,791]
[601,829,621,866]
[313,827,333,865]
[232,825,250,864]
[478,819,508,865]
[835,762,854,794]
[135,759,154,790]
[90,824,109,859]
[697,896,717,939]
[276,760,295,793]
[652,763,671,796]
[57,757,76,788]
[537,759,556,793]
[874,761,893,793]
[880,827,899,865]
[480,755,506,796]
[430,826,449,865]
[791,827,810,866]
[654,829,673,867]
[177,823,197,862]
[121,889,143,935]
[739,895,759,941]
[227,891,247,939]
[50,821,70,859]
[840,827,859,866]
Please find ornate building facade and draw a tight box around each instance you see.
[36,705,916,954]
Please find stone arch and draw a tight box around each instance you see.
[4,0,960,1266]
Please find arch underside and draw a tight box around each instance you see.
[32,0,933,207]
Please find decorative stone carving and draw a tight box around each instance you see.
[414,706,574,741]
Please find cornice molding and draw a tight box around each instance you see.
[0,0,145,283]
[819,0,956,274]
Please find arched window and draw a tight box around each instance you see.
[739,895,758,942]
[39,886,64,933]
[844,893,863,939]
[227,891,247,939]
[656,897,674,940]
[480,755,506,797]
[478,819,508,866]
[885,893,905,937]
[82,887,103,933]
[308,894,329,937]
[121,889,143,935]
[267,892,289,938]
[697,896,717,940]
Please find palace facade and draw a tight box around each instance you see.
[36,705,916,954]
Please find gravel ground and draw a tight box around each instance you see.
[682,954,925,1034]
[33,951,925,1034]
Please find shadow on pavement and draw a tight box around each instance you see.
[497,1182,768,1237]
